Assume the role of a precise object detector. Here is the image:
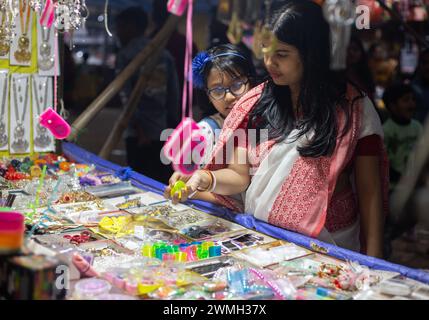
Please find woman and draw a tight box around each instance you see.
[166,0,388,258]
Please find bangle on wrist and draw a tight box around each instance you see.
[208,171,216,193]
[197,170,213,192]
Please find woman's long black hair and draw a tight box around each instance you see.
[248,0,353,158]
[196,44,258,118]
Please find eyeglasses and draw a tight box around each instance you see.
[207,79,249,101]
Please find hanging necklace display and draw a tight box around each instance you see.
[55,0,89,50]
[14,0,32,64]
[323,0,356,70]
[0,72,8,149]
[11,75,29,153]
[32,76,52,149]
[38,25,54,70]
[0,11,10,57]
[55,0,89,33]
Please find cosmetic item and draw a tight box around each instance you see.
[0,211,24,254]
[73,278,111,300]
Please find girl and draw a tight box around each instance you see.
[194,44,258,166]
[166,1,388,258]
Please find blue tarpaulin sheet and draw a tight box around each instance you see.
[63,142,429,284]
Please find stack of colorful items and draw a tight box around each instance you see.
[141,241,222,262]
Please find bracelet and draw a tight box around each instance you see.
[208,171,217,193]
[197,170,213,192]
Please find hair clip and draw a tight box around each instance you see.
[192,52,211,89]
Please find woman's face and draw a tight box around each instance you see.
[206,68,250,118]
[263,40,303,87]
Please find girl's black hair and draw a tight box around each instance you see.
[196,44,258,118]
[248,0,355,158]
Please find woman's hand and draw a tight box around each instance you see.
[164,170,212,204]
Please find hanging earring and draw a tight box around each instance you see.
[227,11,242,45]
[255,0,277,57]
[252,20,264,59]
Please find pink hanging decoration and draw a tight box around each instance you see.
[164,118,207,175]
[39,107,71,140]
[164,0,207,175]
[38,18,71,140]
[40,0,56,27]
[167,0,189,16]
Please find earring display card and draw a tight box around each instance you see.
[185,256,248,279]
[10,9,33,67]
[77,210,131,225]
[102,193,149,211]
[78,239,135,257]
[85,181,141,199]
[9,74,31,154]
[127,198,190,215]
[180,218,246,240]
[210,231,276,254]
[32,75,55,152]
[135,191,190,210]
[157,209,215,230]
[355,276,429,300]
[52,201,118,224]
[36,16,59,76]
[0,71,9,151]
[232,241,313,268]
[33,230,101,248]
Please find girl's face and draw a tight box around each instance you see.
[263,40,303,87]
[206,68,250,118]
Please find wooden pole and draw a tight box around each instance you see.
[98,41,168,159]
[68,15,180,141]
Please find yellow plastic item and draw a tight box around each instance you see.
[98,216,131,234]
[137,283,162,295]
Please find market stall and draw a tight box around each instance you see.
[1,0,429,301]
[0,142,428,300]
